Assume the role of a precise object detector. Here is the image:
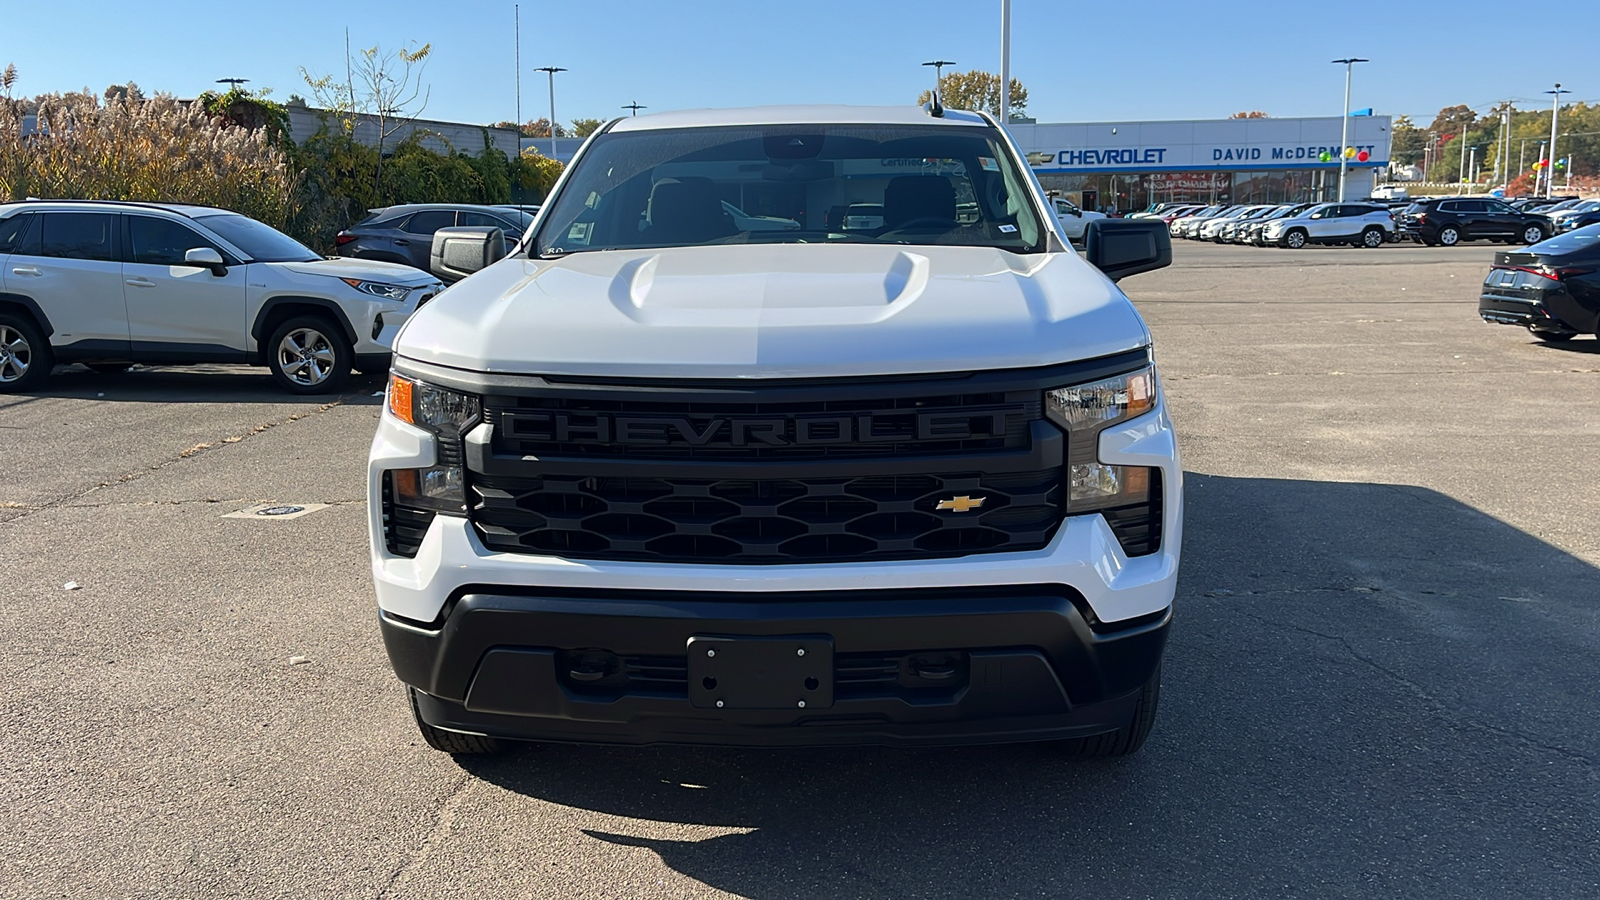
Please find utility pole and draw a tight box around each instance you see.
[514,5,521,130]
[1468,146,1478,190]
[1544,83,1571,198]
[1459,128,1468,185]
[1332,58,1368,201]
[535,66,567,159]
[1000,0,1012,125]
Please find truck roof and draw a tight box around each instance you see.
[607,104,992,133]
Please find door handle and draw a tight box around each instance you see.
[394,239,410,246]
[11,266,41,276]
[124,278,156,287]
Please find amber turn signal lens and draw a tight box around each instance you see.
[388,375,414,424]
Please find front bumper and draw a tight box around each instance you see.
[387,585,1169,747]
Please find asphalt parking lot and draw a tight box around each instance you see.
[1,241,1596,899]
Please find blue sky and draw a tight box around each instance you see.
[6,0,1595,127]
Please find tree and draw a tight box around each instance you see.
[1429,104,1476,135]
[301,40,433,193]
[1229,111,1269,119]
[571,118,602,138]
[198,86,292,147]
[916,70,1028,119]
[493,117,569,138]
[1390,115,1426,167]
[517,148,564,199]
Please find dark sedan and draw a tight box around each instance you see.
[335,204,535,276]
[1479,222,1600,342]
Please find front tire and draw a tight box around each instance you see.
[1438,225,1461,246]
[1284,229,1308,249]
[265,316,351,395]
[1057,665,1161,757]
[0,313,54,393]
[410,689,505,754]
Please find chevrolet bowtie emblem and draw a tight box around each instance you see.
[935,495,986,513]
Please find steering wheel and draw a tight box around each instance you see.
[879,216,960,236]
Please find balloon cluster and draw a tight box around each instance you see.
[1321,147,1371,163]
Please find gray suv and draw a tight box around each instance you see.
[335,204,534,277]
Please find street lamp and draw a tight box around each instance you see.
[534,66,567,158]
[215,78,249,91]
[1331,58,1369,202]
[1544,83,1571,198]
[622,101,646,116]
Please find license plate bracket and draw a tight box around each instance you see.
[687,636,834,710]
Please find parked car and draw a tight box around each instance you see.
[1399,198,1551,247]
[1156,204,1206,226]
[1261,202,1396,248]
[336,204,536,277]
[1204,205,1274,242]
[1047,196,1107,240]
[1548,199,1600,233]
[1479,221,1600,342]
[1171,205,1228,239]
[1247,203,1317,245]
[1557,207,1600,233]
[0,200,441,393]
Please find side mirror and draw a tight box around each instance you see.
[184,247,227,276]
[430,226,507,282]
[1084,219,1172,282]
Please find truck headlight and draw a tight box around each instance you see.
[1046,365,1158,512]
[386,374,481,514]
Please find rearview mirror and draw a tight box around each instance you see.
[184,247,226,275]
[1084,219,1172,281]
[430,226,507,282]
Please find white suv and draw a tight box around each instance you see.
[0,201,443,393]
[372,105,1183,757]
[1261,202,1396,249]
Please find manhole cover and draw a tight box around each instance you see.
[224,503,330,521]
[256,505,305,517]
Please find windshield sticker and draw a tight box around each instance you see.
[998,224,1017,233]
[979,157,999,172]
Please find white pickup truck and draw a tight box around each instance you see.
[1047,196,1108,240]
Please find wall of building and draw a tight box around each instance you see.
[285,106,521,158]
[1010,115,1392,211]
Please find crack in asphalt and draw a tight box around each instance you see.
[378,773,474,899]
[0,401,344,527]
[1226,602,1597,771]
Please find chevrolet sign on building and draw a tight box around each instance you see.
[1008,115,1392,212]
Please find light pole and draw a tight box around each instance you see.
[622,102,646,116]
[1536,140,1548,195]
[1331,58,1368,201]
[1000,0,1011,124]
[1544,83,1571,198]
[215,77,249,92]
[534,66,567,158]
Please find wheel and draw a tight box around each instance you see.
[1522,224,1547,244]
[1284,229,1308,249]
[0,312,54,393]
[1057,665,1161,758]
[86,363,132,375]
[1437,225,1461,246]
[265,316,351,394]
[1361,227,1385,248]
[410,688,505,754]
[1529,327,1576,342]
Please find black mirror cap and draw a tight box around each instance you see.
[430,226,508,282]
[1084,219,1172,281]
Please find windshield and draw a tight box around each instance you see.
[195,214,320,262]
[534,123,1047,256]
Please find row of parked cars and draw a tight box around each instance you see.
[1135,201,1400,248]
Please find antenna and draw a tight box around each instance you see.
[622,101,646,116]
[922,60,952,118]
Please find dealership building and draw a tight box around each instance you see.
[1008,115,1392,213]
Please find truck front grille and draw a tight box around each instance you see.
[470,469,1062,563]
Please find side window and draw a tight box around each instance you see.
[128,216,219,266]
[0,213,33,253]
[1438,202,1460,213]
[1486,201,1515,214]
[399,210,458,234]
[459,211,518,231]
[1458,200,1488,214]
[1309,207,1328,219]
[38,213,117,262]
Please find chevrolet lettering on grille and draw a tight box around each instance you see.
[501,409,1021,447]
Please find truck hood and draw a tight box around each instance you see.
[395,243,1149,379]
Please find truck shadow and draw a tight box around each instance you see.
[25,364,387,404]
[457,474,1600,898]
